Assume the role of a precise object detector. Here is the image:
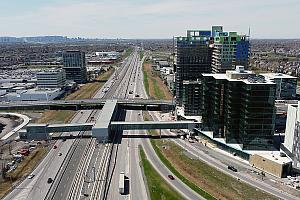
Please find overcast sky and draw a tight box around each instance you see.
[0,0,299,39]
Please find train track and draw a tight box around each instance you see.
[56,50,139,200]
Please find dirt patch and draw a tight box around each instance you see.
[143,63,172,100]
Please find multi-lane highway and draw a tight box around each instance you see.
[3,49,138,200]
[4,47,296,200]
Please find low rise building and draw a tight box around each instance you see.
[36,68,66,89]
[261,73,297,100]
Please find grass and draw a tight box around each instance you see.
[139,146,184,200]
[121,47,134,61]
[65,67,115,100]
[37,110,76,124]
[142,61,172,100]
[0,147,47,198]
[140,51,144,60]
[143,112,278,200]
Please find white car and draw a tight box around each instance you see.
[28,174,35,179]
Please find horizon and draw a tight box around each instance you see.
[0,0,299,39]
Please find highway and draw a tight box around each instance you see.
[149,112,299,200]
[2,49,135,200]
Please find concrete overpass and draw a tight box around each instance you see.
[22,120,200,140]
[0,98,174,111]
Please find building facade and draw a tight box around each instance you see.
[283,102,300,168]
[63,50,87,83]
[202,66,276,150]
[211,31,250,73]
[175,30,212,105]
[261,73,297,99]
[183,80,202,116]
[36,68,66,89]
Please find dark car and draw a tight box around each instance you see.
[228,165,238,172]
[168,175,175,180]
[47,178,53,183]
[53,145,57,149]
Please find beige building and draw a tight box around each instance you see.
[249,153,292,178]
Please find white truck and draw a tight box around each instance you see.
[119,172,125,194]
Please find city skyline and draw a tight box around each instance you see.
[0,0,300,39]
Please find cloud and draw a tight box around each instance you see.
[0,0,299,38]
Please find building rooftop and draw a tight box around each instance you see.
[261,73,297,79]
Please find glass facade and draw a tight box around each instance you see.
[175,36,212,105]
[183,81,202,116]
[63,50,87,84]
[202,74,276,150]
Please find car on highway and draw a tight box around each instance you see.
[228,165,238,172]
[53,145,57,149]
[28,174,35,179]
[47,178,53,183]
[135,94,140,97]
[58,153,62,156]
[168,175,175,180]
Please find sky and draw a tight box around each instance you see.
[0,0,299,39]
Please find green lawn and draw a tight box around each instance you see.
[139,146,184,200]
[143,112,277,200]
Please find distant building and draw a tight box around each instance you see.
[283,102,300,168]
[175,30,212,105]
[261,73,297,99]
[36,68,66,89]
[3,88,63,101]
[63,50,87,83]
[202,66,276,150]
[211,31,250,73]
[183,80,202,116]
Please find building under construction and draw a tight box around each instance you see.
[175,30,212,105]
[211,31,250,73]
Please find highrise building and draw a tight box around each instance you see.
[36,68,66,89]
[175,30,212,105]
[211,31,250,73]
[283,102,300,168]
[202,66,276,150]
[63,50,87,83]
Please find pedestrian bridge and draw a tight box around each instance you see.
[22,120,200,140]
[0,98,174,111]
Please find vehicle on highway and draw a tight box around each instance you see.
[28,174,35,179]
[53,145,57,149]
[168,175,175,180]
[228,165,238,172]
[47,178,53,183]
[58,153,62,156]
[135,94,139,97]
[129,91,133,94]
[119,172,125,194]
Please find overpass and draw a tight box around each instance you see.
[16,99,198,141]
[22,120,200,140]
[0,99,174,111]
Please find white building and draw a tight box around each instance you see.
[4,89,63,101]
[36,69,66,89]
[283,102,300,168]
